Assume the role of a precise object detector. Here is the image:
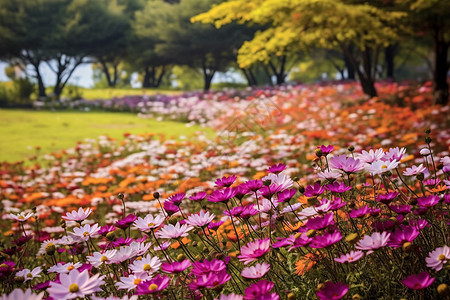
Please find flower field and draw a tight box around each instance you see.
[1,81,449,300]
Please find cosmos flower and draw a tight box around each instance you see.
[215,175,237,187]
[191,259,228,276]
[15,267,42,282]
[319,145,334,156]
[194,270,231,289]
[161,259,191,274]
[383,147,406,162]
[276,188,296,202]
[208,188,237,203]
[87,250,117,268]
[115,273,150,292]
[129,254,161,276]
[136,275,170,295]
[365,160,400,175]
[49,262,82,274]
[267,163,287,174]
[189,192,208,202]
[388,226,420,249]
[403,164,426,176]
[62,207,92,222]
[425,245,450,271]
[1,289,44,300]
[241,262,270,279]
[329,155,364,173]
[261,173,293,191]
[156,222,194,239]
[215,294,243,300]
[357,148,384,164]
[185,210,215,227]
[133,214,165,232]
[316,281,349,300]
[167,193,185,205]
[115,214,138,230]
[305,213,334,230]
[324,182,352,193]
[9,212,34,222]
[47,269,105,300]
[376,192,398,205]
[310,231,342,248]
[356,232,391,251]
[303,182,325,197]
[70,223,100,241]
[238,238,271,265]
[349,206,370,218]
[417,195,440,207]
[401,272,435,290]
[334,251,364,263]
[317,169,342,180]
[244,280,279,300]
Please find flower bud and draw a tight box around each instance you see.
[45,243,56,255]
[315,148,323,158]
[402,242,413,253]
[202,247,209,254]
[287,292,296,300]
[345,233,359,244]
[348,145,355,152]
[416,173,425,181]
[437,283,450,296]
[294,232,303,239]
[352,295,363,300]
[195,254,203,261]
[306,229,317,237]
[298,185,305,194]
[118,193,124,200]
[191,241,198,247]
[215,253,224,260]
[292,176,300,182]
[389,217,398,224]
[425,129,431,134]
[177,254,186,261]
[153,192,160,199]
[317,283,325,290]
[106,231,116,241]
[263,179,272,186]
[14,276,25,284]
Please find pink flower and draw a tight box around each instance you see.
[48,269,105,300]
[62,207,92,222]
[304,182,325,197]
[305,213,334,230]
[356,232,391,251]
[310,231,342,249]
[268,163,287,174]
[388,226,420,248]
[329,155,364,173]
[244,280,279,300]
[1,289,44,300]
[136,274,170,295]
[357,148,384,163]
[161,259,191,274]
[334,251,364,263]
[325,182,352,193]
[133,214,165,232]
[69,224,100,242]
[215,175,237,187]
[401,272,434,290]
[383,147,406,162]
[238,238,271,265]
[403,164,426,176]
[425,245,450,271]
[241,262,270,279]
[417,195,440,207]
[156,222,193,239]
[316,281,348,300]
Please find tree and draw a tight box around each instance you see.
[192,0,405,97]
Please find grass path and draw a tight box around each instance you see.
[0,109,213,162]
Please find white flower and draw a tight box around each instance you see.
[185,210,215,227]
[15,267,42,282]
[38,239,59,255]
[383,147,406,162]
[62,207,93,222]
[419,148,431,156]
[49,262,82,274]
[87,250,117,268]
[9,212,34,222]
[69,223,100,241]
[129,254,161,276]
[156,222,194,239]
[115,273,150,291]
[357,148,384,164]
[365,160,400,175]
[48,269,105,300]
[425,245,450,271]
[261,173,293,191]
[133,214,165,232]
[317,169,342,180]
[403,164,427,176]
[1,289,44,300]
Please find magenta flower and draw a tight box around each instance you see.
[244,180,264,192]
[272,235,295,249]
[191,259,228,276]
[356,232,391,251]
[239,205,259,219]
[195,270,231,289]
[215,175,237,187]
[388,226,420,248]
[304,182,325,197]
[316,281,349,300]
[98,225,115,236]
[168,193,185,205]
[329,155,364,173]
[288,233,312,251]
[401,272,435,290]
[325,182,352,193]
[208,188,237,203]
[425,245,449,271]
[161,259,191,273]
[305,213,335,230]
[277,188,296,202]
[136,274,170,295]
[330,198,346,210]
[310,231,342,248]
[417,195,440,207]
[238,238,271,265]
[163,201,179,216]
[383,147,406,162]
[208,221,224,230]
[189,192,208,202]
[244,280,279,300]
[389,204,411,214]
[241,262,270,279]
[349,206,370,218]
[268,163,287,174]
[115,214,137,230]
[185,210,215,227]
[376,192,399,205]
[224,206,243,217]
[319,145,335,156]
[334,250,364,263]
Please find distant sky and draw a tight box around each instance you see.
[0,61,246,88]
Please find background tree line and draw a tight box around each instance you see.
[0,0,448,104]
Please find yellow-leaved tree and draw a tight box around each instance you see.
[192,0,406,97]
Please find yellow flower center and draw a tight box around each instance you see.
[69,283,79,293]
[101,256,108,263]
[148,222,155,227]
[27,273,32,278]
[133,278,142,285]
[148,283,158,291]
[438,254,446,261]
[83,231,89,236]
[143,264,152,271]
[348,257,353,261]
[18,216,24,220]
[135,256,142,261]
[67,265,75,271]
[381,165,388,169]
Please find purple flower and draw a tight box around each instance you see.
[161,259,191,273]
[238,238,271,265]
[168,193,185,205]
[115,214,138,230]
[0,261,15,278]
[319,145,335,156]
[267,163,287,174]
[304,182,325,197]
[417,195,440,207]
[316,281,349,300]
[277,188,296,202]
[33,280,51,290]
[12,235,33,246]
[195,270,231,289]
[208,221,224,230]
[239,205,259,219]
[244,280,279,300]
[98,225,115,236]
[208,188,237,203]
[272,235,295,249]
[325,182,352,193]
[401,272,435,290]
[191,259,227,276]
[189,192,207,202]
[136,274,170,294]
[330,198,346,210]
[305,213,335,230]
[388,226,420,248]
[224,206,243,217]
[376,192,399,205]
[389,204,411,214]
[310,231,342,248]
[329,155,364,173]
[163,201,179,216]
[334,250,364,263]
[215,175,237,187]
[288,233,312,251]
[244,180,264,192]
[349,206,370,218]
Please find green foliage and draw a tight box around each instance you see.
[0,78,35,107]
[171,66,204,90]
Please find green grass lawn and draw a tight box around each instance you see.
[64,87,182,100]
[0,109,214,163]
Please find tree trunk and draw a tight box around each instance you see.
[433,28,449,105]
[100,60,114,87]
[385,44,397,80]
[269,56,287,85]
[142,67,152,88]
[344,49,355,80]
